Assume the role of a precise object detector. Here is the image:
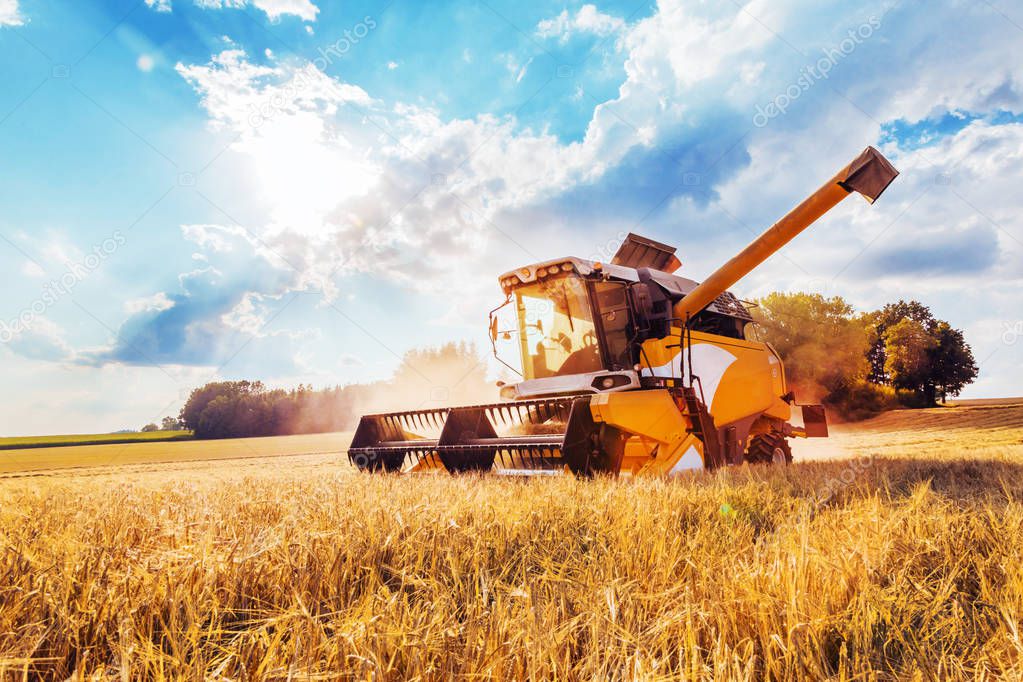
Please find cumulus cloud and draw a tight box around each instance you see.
[171,45,654,305]
[78,267,294,370]
[0,0,23,26]
[2,318,73,363]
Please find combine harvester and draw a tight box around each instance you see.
[349,147,898,476]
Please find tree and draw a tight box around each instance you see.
[928,322,978,402]
[867,300,935,384]
[883,318,936,401]
[161,416,183,431]
[865,300,978,406]
[179,381,265,435]
[141,423,159,432]
[752,292,871,402]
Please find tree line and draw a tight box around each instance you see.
[176,342,496,439]
[752,293,978,419]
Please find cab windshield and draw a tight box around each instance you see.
[516,275,602,380]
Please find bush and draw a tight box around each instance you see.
[895,389,934,409]
[825,381,896,421]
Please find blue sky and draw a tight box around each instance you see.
[1,0,1021,435]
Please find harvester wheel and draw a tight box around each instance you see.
[745,433,792,465]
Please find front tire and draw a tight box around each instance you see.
[745,433,792,465]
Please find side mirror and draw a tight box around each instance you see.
[489,315,499,343]
[631,282,654,322]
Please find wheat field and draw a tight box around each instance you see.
[1,402,1022,680]
[0,432,349,477]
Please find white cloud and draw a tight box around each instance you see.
[5,0,1021,436]
[221,292,269,334]
[147,0,318,21]
[124,292,175,314]
[499,53,534,84]
[194,0,246,10]
[176,48,611,302]
[536,4,624,43]
[181,223,249,252]
[251,0,318,22]
[0,0,23,26]
[387,61,399,70]
[515,57,532,83]
[21,261,44,277]
[0,352,215,436]
[2,318,73,363]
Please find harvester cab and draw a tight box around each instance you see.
[349,147,899,476]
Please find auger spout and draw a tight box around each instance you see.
[673,146,898,322]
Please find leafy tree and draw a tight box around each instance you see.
[179,381,265,435]
[141,423,159,432]
[161,416,183,431]
[928,321,978,402]
[867,300,935,384]
[195,396,238,440]
[867,300,977,405]
[752,292,871,402]
[883,318,936,397]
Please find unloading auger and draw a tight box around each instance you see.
[349,147,899,476]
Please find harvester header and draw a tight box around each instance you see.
[349,147,899,476]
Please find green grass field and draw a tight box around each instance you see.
[0,430,192,451]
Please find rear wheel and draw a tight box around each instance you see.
[745,433,792,465]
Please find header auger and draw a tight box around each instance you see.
[349,147,899,476]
